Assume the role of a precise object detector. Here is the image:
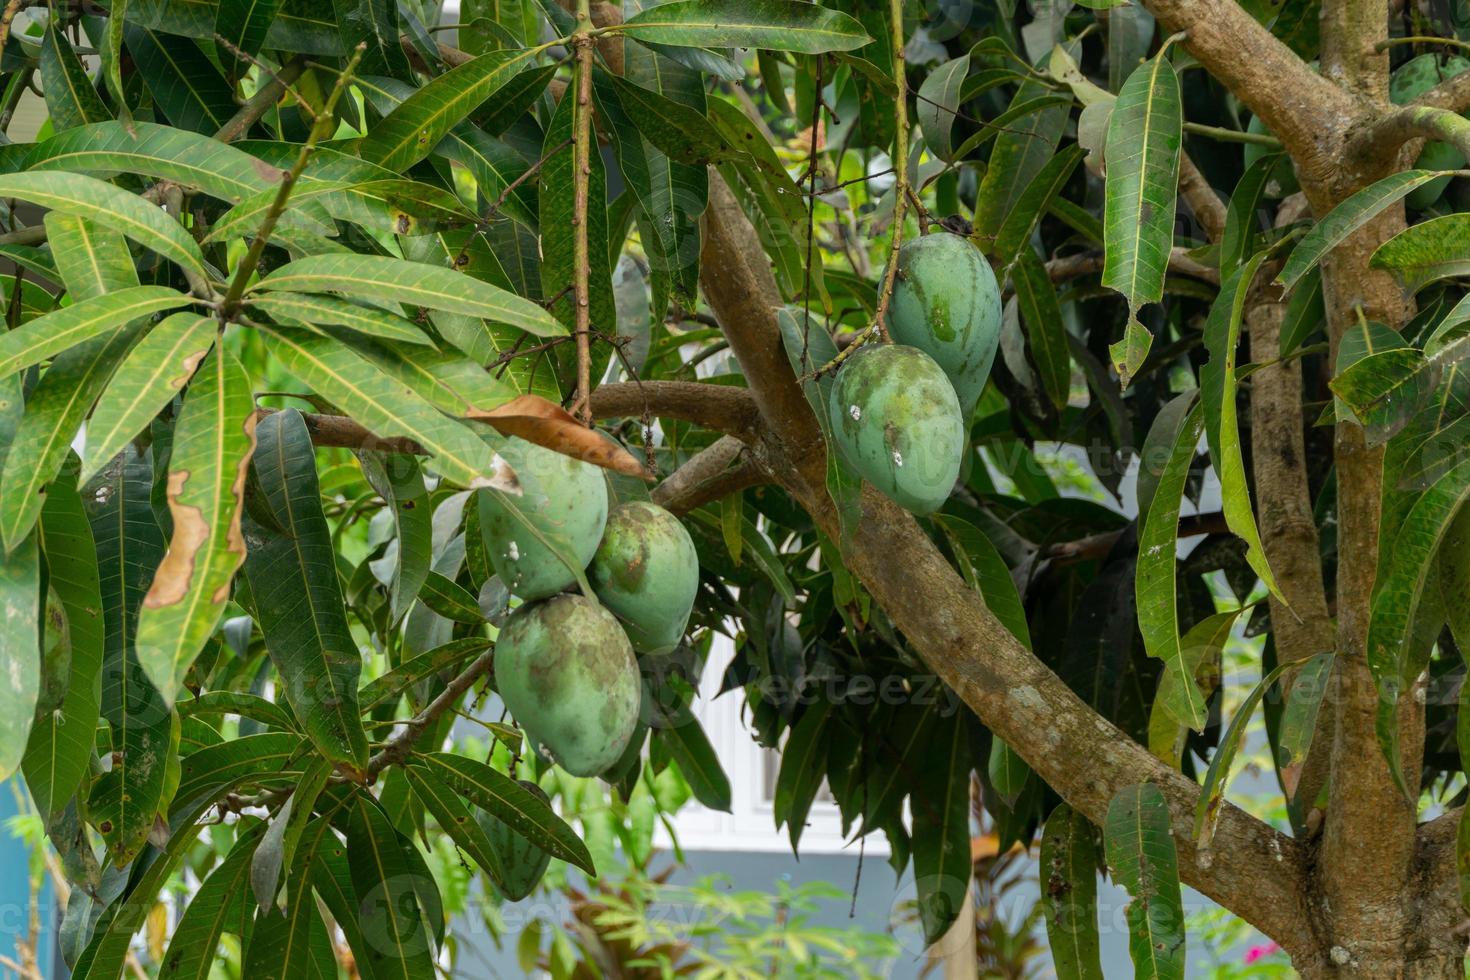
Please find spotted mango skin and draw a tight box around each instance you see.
[1390,54,1470,210]
[493,594,640,777]
[828,344,964,515]
[589,501,699,655]
[886,232,1001,418]
[478,436,608,600]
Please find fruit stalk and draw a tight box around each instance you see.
[871,0,911,343]
[570,0,596,425]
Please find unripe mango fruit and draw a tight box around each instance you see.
[828,344,964,515]
[478,436,608,600]
[1390,54,1470,210]
[589,501,699,655]
[494,594,641,777]
[477,779,553,900]
[886,232,1002,418]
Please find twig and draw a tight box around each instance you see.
[219,44,365,318]
[1183,121,1281,147]
[366,649,496,778]
[797,54,824,372]
[0,0,26,58]
[215,36,315,117]
[570,0,596,426]
[871,0,910,344]
[1374,35,1470,55]
[215,57,307,143]
[0,66,34,134]
[449,137,572,272]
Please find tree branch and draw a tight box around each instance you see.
[1044,246,1220,285]
[693,169,1318,955]
[1134,0,1356,182]
[1410,72,1470,113]
[652,436,767,515]
[1179,151,1228,244]
[1347,104,1470,170]
[366,648,495,779]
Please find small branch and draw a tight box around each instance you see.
[1375,35,1470,56]
[1411,70,1470,113]
[1044,246,1220,285]
[1348,104,1470,168]
[0,0,26,58]
[215,57,307,143]
[1043,511,1228,564]
[219,44,364,318]
[871,0,909,344]
[569,2,596,425]
[1178,151,1228,244]
[652,436,767,515]
[1182,121,1282,147]
[366,649,496,779]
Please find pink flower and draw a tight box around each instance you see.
[1244,943,1281,964]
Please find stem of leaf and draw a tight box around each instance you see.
[218,43,366,319]
[570,0,596,426]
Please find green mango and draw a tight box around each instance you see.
[477,436,608,600]
[589,501,699,655]
[886,232,1001,418]
[1242,115,1299,197]
[494,594,641,777]
[828,344,964,515]
[478,779,553,900]
[1390,54,1470,210]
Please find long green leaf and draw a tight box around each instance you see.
[243,409,370,771]
[1012,246,1072,410]
[244,805,341,977]
[1105,783,1185,980]
[1102,52,1182,385]
[772,699,831,852]
[658,715,733,812]
[251,253,563,336]
[357,638,490,711]
[158,822,265,980]
[0,286,189,380]
[617,0,870,52]
[85,449,174,866]
[0,172,207,277]
[1369,455,1470,794]
[1370,212,1470,294]
[123,25,236,135]
[1277,170,1445,293]
[247,292,433,347]
[81,314,217,484]
[135,346,256,704]
[21,471,105,816]
[402,763,506,884]
[174,733,308,808]
[416,752,595,873]
[39,26,112,132]
[0,534,40,781]
[205,178,470,243]
[359,49,539,172]
[911,714,972,946]
[1201,255,1283,601]
[214,0,285,67]
[917,54,969,161]
[1136,397,1209,730]
[1149,610,1241,768]
[257,325,517,492]
[1040,804,1104,980]
[345,796,437,980]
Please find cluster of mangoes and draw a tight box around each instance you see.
[481,438,698,778]
[828,232,1002,514]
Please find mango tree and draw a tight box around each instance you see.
[2,0,1469,976]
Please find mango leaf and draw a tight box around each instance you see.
[1368,455,1470,795]
[1102,53,1182,384]
[40,26,112,132]
[1040,804,1104,980]
[247,292,433,347]
[344,797,437,980]
[973,77,1069,253]
[617,0,870,53]
[992,144,1084,277]
[416,751,595,873]
[214,0,285,68]
[123,25,237,135]
[911,714,972,946]
[1277,170,1444,293]
[1149,610,1240,768]
[362,450,432,625]
[251,253,564,337]
[21,470,105,817]
[249,757,333,912]
[333,0,411,77]
[359,49,540,172]
[402,763,506,884]
[357,638,491,711]
[81,314,218,485]
[206,178,471,243]
[417,571,482,624]
[1012,247,1072,410]
[28,122,285,202]
[1219,154,1274,276]
[0,534,40,782]
[1275,651,1335,780]
[259,326,519,493]
[0,172,208,278]
[243,410,371,772]
[174,733,309,808]
[180,691,297,731]
[85,450,175,867]
[1278,266,1324,356]
[1136,397,1209,730]
[1194,657,1300,846]
[772,699,831,852]
[157,822,265,980]
[1371,213,1470,295]
[1105,783,1185,980]
[1201,255,1283,601]
[118,0,341,55]
[658,714,732,812]
[0,286,189,381]
[320,330,514,414]
[917,54,969,161]
[135,346,256,705]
